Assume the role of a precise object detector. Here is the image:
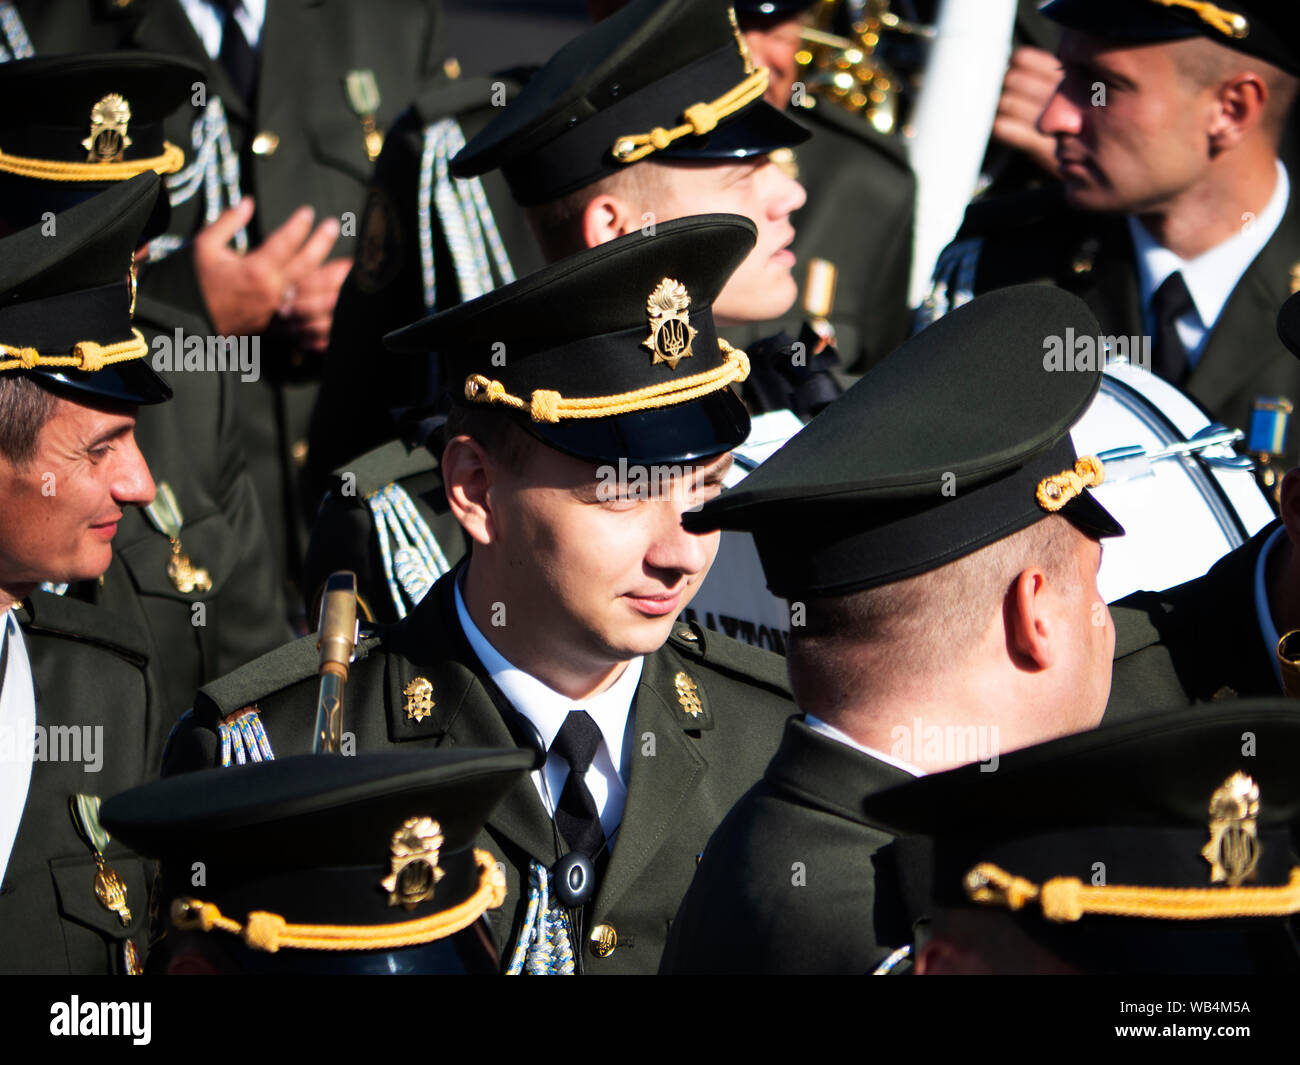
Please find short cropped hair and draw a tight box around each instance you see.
[524,161,671,261]
[786,515,1082,716]
[442,401,539,475]
[0,375,56,467]
[1171,37,1299,143]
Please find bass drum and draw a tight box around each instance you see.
[1072,360,1276,603]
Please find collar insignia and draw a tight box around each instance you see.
[674,671,703,718]
[404,676,435,723]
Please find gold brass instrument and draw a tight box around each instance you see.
[313,571,359,754]
[1277,630,1300,698]
[795,0,932,136]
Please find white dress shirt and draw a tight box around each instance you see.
[178,0,266,59]
[0,610,36,884]
[804,714,924,777]
[454,578,639,840]
[1253,524,1288,691]
[1129,160,1289,370]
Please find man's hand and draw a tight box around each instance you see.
[991,46,1063,178]
[277,257,353,352]
[192,199,341,336]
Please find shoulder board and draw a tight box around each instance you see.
[412,74,524,126]
[666,621,792,696]
[793,97,910,168]
[18,591,151,667]
[955,185,1072,241]
[195,626,386,721]
[331,438,440,498]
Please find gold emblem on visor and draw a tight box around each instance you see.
[382,816,446,909]
[83,94,132,163]
[643,278,698,370]
[1202,772,1261,886]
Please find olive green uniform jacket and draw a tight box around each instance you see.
[920,181,1300,468]
[162,569,797,973]
[1106,521,1283,721]
[660,717,916,975]
[2,593,158,973]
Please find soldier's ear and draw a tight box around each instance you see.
[442,434,498,547]
[581,192,640,249]
[1006,566,1055,671]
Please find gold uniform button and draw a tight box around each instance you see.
[291,439,309,467]
[251,131,280,156]
[588,923,617,958]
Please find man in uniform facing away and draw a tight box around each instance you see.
[163,213,797,974]
[0,174,172,972]
[662,285,1124,974]
[920,0,1300,466]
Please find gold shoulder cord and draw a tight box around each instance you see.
[1036,456,1105,513]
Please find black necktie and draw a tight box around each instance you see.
[0,616,10,706]
[551,711,607,862]
[1150,271,1194,385]
[214,0,258,105]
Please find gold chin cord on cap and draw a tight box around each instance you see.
[964,861,1300,923]
[1035,455,1105,513]
[0,328,150,374]
[610,67,769,164]
[1150,0,1249,39]
[169,848,507,953]
[463,338,751,424]
[0,142,185,182]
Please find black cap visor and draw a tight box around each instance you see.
[26,358,173,406]
[516,384,750,467]
[655,98,810,162]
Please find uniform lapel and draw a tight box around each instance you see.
[592,646,710,918]
[1185,196,1300,412]
[382,573,557,865]
[130,0,251,123]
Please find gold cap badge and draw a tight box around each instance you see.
[404,677,435,722]
[83,94,132,163]
[1202,771,1261,886]
[674,671,703,718]
[381,816,446,909]
[643,278,698,370]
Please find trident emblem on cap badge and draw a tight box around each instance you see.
[1202,771,1261,886]
[83,94,132,163]
[643,278,698,370]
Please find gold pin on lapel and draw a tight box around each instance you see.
[404,676,435,722]
[674,671,703,718]
[381,816,445,908]
[345,70,385,162]
[1202,772,1261,886]
[1290,262,1300,294]
[144,483,212,594]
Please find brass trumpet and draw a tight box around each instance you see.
[1277,630,1300,698]
[795,0,932,136]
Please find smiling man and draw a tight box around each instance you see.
[163,214,797,974]
[0,173,173,972]
[919,0,1300,465]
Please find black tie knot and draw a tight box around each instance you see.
[552,710,602,775]
[1150,270,1195,385]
